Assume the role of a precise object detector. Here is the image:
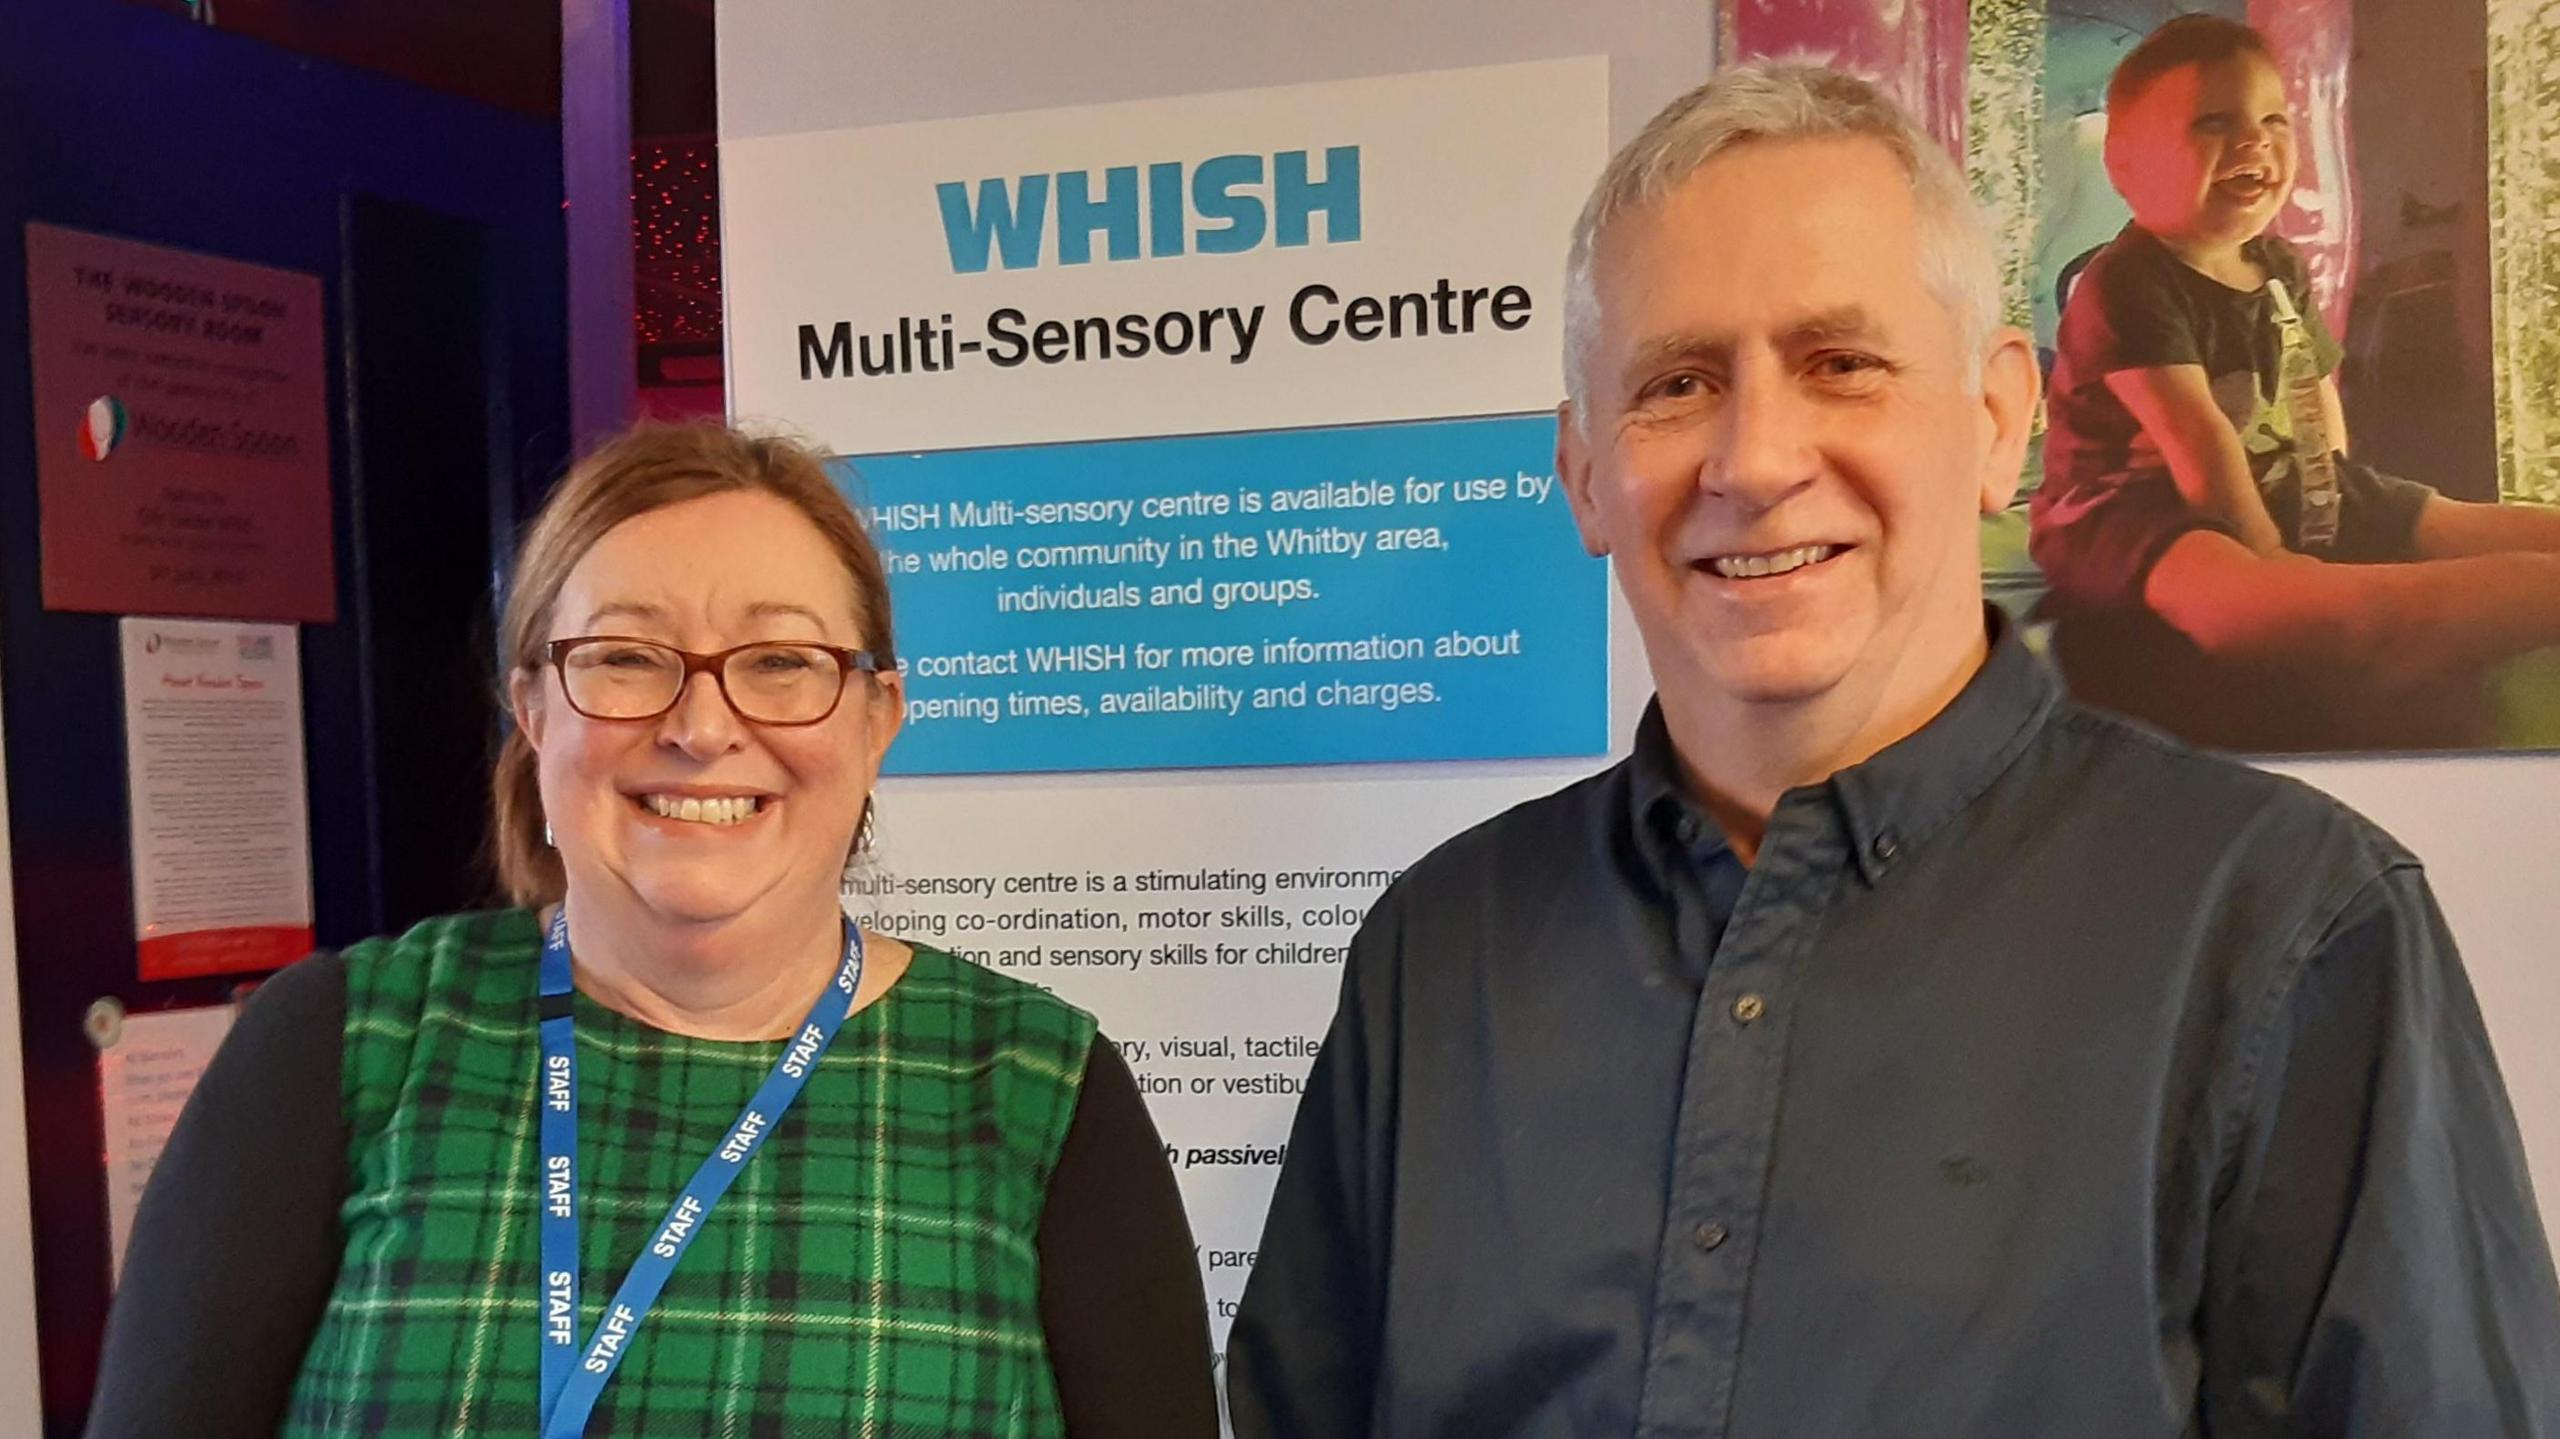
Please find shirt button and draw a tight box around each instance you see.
[1694,1222,1729,1252]
[1675,815,1700,845]
[1872,830,1901,863]
[1731,994,1766,1024]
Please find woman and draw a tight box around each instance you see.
[88,424,1217,1437]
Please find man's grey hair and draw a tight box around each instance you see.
[1562,62,2001,424]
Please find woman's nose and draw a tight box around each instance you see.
[655,671,745,756]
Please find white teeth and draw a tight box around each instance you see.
[643,794,760,826]
[1709,544,1838,580]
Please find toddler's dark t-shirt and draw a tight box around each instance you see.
[2031,222,2427,610]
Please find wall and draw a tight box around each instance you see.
[0,646,43,1435]
[0,2,568,1425]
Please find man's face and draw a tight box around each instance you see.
[1559,136,2031,720]
[2105,53,2296,248]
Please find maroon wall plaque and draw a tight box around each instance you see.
[25,222,335,621]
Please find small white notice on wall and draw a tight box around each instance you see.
[118,617,314,981]
[96,1002,236,1279]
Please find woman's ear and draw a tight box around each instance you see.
[509,666,548,750]
[863,664,905,768]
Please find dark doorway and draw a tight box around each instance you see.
[345,196,507,925]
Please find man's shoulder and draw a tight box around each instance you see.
[2034,697,2416,889]
[1377,762,1630,916]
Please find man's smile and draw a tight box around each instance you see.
[1699,543,1851,581]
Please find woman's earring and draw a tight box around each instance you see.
[843,802,878,884]
[544,822,556,849]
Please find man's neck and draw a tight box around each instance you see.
[1660,612,1989,866]
[557,887,848,1041]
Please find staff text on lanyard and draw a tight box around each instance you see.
[535,907,866,1437]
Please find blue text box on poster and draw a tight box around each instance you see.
[842,415,1604,774]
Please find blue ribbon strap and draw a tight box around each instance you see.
[534,908,865,1439]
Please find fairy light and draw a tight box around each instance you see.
[633,138,722,349]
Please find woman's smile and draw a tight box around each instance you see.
[627,788,775,829]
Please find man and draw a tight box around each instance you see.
[1228,64,2560,1438]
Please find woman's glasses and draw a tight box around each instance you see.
[544,637,882,726]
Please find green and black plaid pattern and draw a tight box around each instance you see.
[281,909,1094,1438]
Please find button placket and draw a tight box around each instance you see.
[1633,820,1837,1436]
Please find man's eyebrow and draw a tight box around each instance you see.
[1623,308,1887,377]
[1784,306,1887,346]
[1623,331,1727,380]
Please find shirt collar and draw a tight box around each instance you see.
[1828,608,2059,885]
[1622,608,2059,886]
[1626,701,1729,896]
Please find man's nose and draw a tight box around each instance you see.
[1703,366,1818,512]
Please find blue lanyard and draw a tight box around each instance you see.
[535,907,865,1438]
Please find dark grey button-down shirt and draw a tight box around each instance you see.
[1230,618,2560,1438]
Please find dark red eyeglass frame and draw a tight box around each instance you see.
[543,635,884,726]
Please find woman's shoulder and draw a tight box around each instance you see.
[902,942,1094,1017]
[894,944,1099,1063]
[339,907,542,1029]
[339,906,540,968]
[890,946,1103,1181]
[336,909,541,1138]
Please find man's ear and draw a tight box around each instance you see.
[1556,401,1611,558]
[1974,328,2041,515]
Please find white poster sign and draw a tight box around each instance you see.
[727,56,1625,1361]
[118,617,313,980]
[723,59,1607,453]
[96,1003,237,1279]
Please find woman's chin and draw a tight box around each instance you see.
[619,869,776,930]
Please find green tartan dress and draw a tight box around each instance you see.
[278,909,1096,1438]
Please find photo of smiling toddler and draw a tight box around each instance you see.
[2026,12,2560,751]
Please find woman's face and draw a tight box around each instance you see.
[518,489,902,932]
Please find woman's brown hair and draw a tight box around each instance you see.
[488,422,898,907]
